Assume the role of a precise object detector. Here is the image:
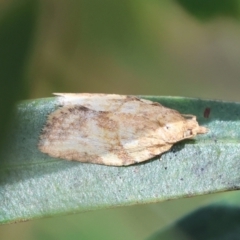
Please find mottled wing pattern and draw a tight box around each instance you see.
[39,94,207,166]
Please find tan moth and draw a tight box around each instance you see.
[38,93,208,166]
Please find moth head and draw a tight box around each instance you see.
[182,114,208,139]
[157,113,208,143]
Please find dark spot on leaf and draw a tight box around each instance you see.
[204,107,211,118]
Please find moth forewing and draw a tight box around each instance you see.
[38,94,208,166]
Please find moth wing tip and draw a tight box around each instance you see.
[53,93,65,96]
[53,93,76,98]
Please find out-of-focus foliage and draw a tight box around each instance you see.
[176,0,240,20]
[148,203,240,240]
[0,0,38,150]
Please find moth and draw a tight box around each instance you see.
[38,93,208,166]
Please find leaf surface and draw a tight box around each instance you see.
[1,96,240,224]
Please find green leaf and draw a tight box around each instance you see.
[175,0,240,20]
[0,0,38,151]
[147,203,240,240]
[1,96,240,224]
[147,191,240,239]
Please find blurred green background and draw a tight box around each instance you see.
[1,0,240,239]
